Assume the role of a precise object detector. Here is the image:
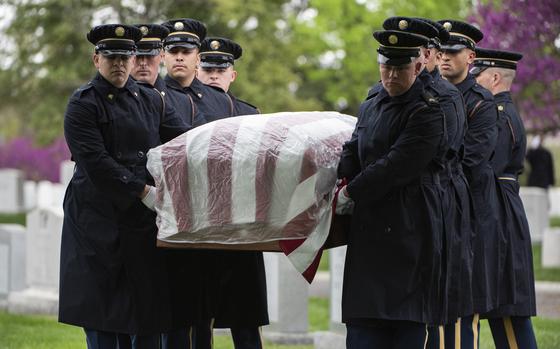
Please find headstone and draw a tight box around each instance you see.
[549,188,560,216]
[59,160,75,188]
[542,228,560,267]
[24,180,37,211]
[314,246,347,349]
[520,187,549,242]
[0,169,24,213]
[8,207,63,315]
[263,252,311,344]
[36,180,65,209]
[0,224,26,301]
[329,246,346,333]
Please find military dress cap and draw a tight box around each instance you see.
[470,48,523,76]
[199,37,242,68]
[87,24,142,56]
[414,18,450,49]
[437,19,483,52]
[162,18,206,49]
[382,17,439,47]
[373,29,428,66]
[134,24,169,56]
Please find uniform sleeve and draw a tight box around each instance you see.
[547,150,555,186]
[64,97,145,206]
[159,99,191,143]
[462,100,498,174]
[337,125,361,181]
[346,105,444,203]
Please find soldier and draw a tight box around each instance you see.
[438,19,502,348]
[58,24,189,349]
[336,28,446,348]
[131,23,204,128]
[382,17,475,348]
[161,18,233,122]
[197,37,260,115]
[195,36,269,349]
[472,48,538,349]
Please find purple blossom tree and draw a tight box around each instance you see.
[0,137,70,182]
[470,0,560,133]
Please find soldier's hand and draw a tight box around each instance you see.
[335,185,354,215]
[141,185,157,211]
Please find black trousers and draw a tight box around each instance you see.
[85,329,159,349]
[346,321,428,349]
[195,321,263,349]
[426,314,480,349]
[488,316,537,349]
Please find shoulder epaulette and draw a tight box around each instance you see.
[421,91,439,106]
[74,81,94,97]
[472,83,494,101]
[235,98,259,111]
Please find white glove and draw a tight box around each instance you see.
[141,185,157,211]
[335,185,354,215]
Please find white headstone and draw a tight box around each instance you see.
[329,246,346,333]
[25,207,63,290]
[0,169,24,213]
[7,207,62,314]
[0,224,26,298]
[264,252,309,333]
[549,188,560,216]
[542,228,560,267]
[59,160,75,188]
[24,180,37,211]
[520,187,549,242]
[36,181,65,209]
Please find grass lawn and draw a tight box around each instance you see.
[2,300,560,348]
[0,212,26,226]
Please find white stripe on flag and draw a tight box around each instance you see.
[186,122,215,231]
[287,198,333,274]
[231,115,268,224]
[153,145,179,239]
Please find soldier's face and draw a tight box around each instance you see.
[163,47,200,81]
[132,53,162,86]
[440,48,475,81]
[380,60,422,97]
[93,53,134,88]
[197,66,237,92]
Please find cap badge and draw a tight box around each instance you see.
[140,26,149,36]
[115,26,125,37]
[443,22,452,31]
[174,22,184,31]
[498,105,504,111]
[398,20,408,30]
[388,34,398,45]
[210,40,220,50]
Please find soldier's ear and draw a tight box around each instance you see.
[231,69,238,83]
[93,53,100,68]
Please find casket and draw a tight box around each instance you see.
[147,111,355,281]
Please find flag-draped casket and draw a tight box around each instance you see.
[147,111,355,281]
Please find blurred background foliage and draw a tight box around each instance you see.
[0,0,470,145]
[0,0,558,181]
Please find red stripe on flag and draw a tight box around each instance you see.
[161,134,192,232]
[255,114,326,221]
[206,119,240,225]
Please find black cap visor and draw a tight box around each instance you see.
[98,49,136,56]
[200,61,233,68]
[377,46,419,66]
[136,48,161,56]
[469,66,487,76]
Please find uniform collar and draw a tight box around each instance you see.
[164,75,206,99]
[91,72,139,102]
[429,67,442,80]
[154,75,166,91]
[390,78,424,103]
[418,68,434,85]
[455,72,476,94]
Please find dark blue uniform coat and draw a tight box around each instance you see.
[153,76,205,127]
[486,91,536,317]
[59,73,189,335]
[420,69,474,322]
[457,73,503,314]
[338,79,446,325]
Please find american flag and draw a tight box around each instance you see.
[147,111,355,282]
